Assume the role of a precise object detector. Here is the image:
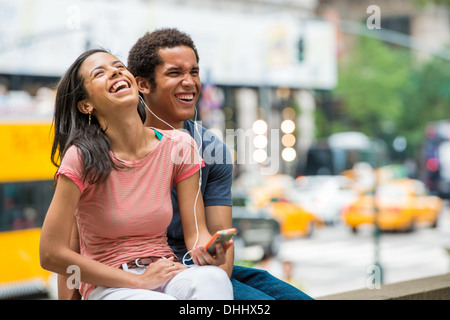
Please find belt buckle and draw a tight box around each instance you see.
[135,258,145,268]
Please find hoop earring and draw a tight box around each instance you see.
[88,112,91,126]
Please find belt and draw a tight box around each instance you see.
[122,256,179,269]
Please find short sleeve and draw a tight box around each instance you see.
[56,145,87,193]
[202,145,233,207]
[171,131,205,184]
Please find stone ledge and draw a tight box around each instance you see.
[317,273,450,300]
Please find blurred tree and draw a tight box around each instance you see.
[416,0,450,7]
[332,37,410,138]
[331,36,450,160]
[399,55,450,155]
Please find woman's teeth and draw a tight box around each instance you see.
[110,80,129,93]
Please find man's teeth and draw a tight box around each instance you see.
[110,80,129,93]
[177,94,194,101]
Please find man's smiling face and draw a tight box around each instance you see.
[147,45,201,128]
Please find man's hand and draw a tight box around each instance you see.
[191,240,233,267]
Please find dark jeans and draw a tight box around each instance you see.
[231,265,314,300]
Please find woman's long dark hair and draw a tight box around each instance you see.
[51,49,146,185]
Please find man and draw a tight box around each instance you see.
[127,28,313,300]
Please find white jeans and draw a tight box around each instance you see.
[88,265,233,300]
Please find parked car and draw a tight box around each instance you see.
[269,199,322,239]
[232,205,281,261]
[287,175,358,225]
[242,174,322,239]
[342,179,442,233]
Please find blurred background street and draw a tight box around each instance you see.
[256,202,450,297]
[1,0,450,299]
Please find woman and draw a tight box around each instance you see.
[39,49,233,300]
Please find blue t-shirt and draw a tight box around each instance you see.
[167,120,233,259]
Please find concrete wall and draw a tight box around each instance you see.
[318,273,450,300]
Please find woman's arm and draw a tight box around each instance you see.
[57,218,82,300]
[40,175,142,289]
[40,174,181,293]
[176,172,232,274]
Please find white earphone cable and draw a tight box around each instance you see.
[139,96,202,266]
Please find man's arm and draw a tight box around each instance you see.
[204,205,234,277]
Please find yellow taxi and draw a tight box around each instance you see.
[342,178,442,232]
[270,199,321,238]
[246,175,322,239]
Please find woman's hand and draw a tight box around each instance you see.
[137,257,187,290]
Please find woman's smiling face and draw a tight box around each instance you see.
[79,52,139,122]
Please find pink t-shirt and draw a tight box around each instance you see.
[57,128,203,298]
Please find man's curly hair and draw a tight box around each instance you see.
[127,28,200,89]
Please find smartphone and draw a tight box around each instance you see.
[205,228,237,255]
